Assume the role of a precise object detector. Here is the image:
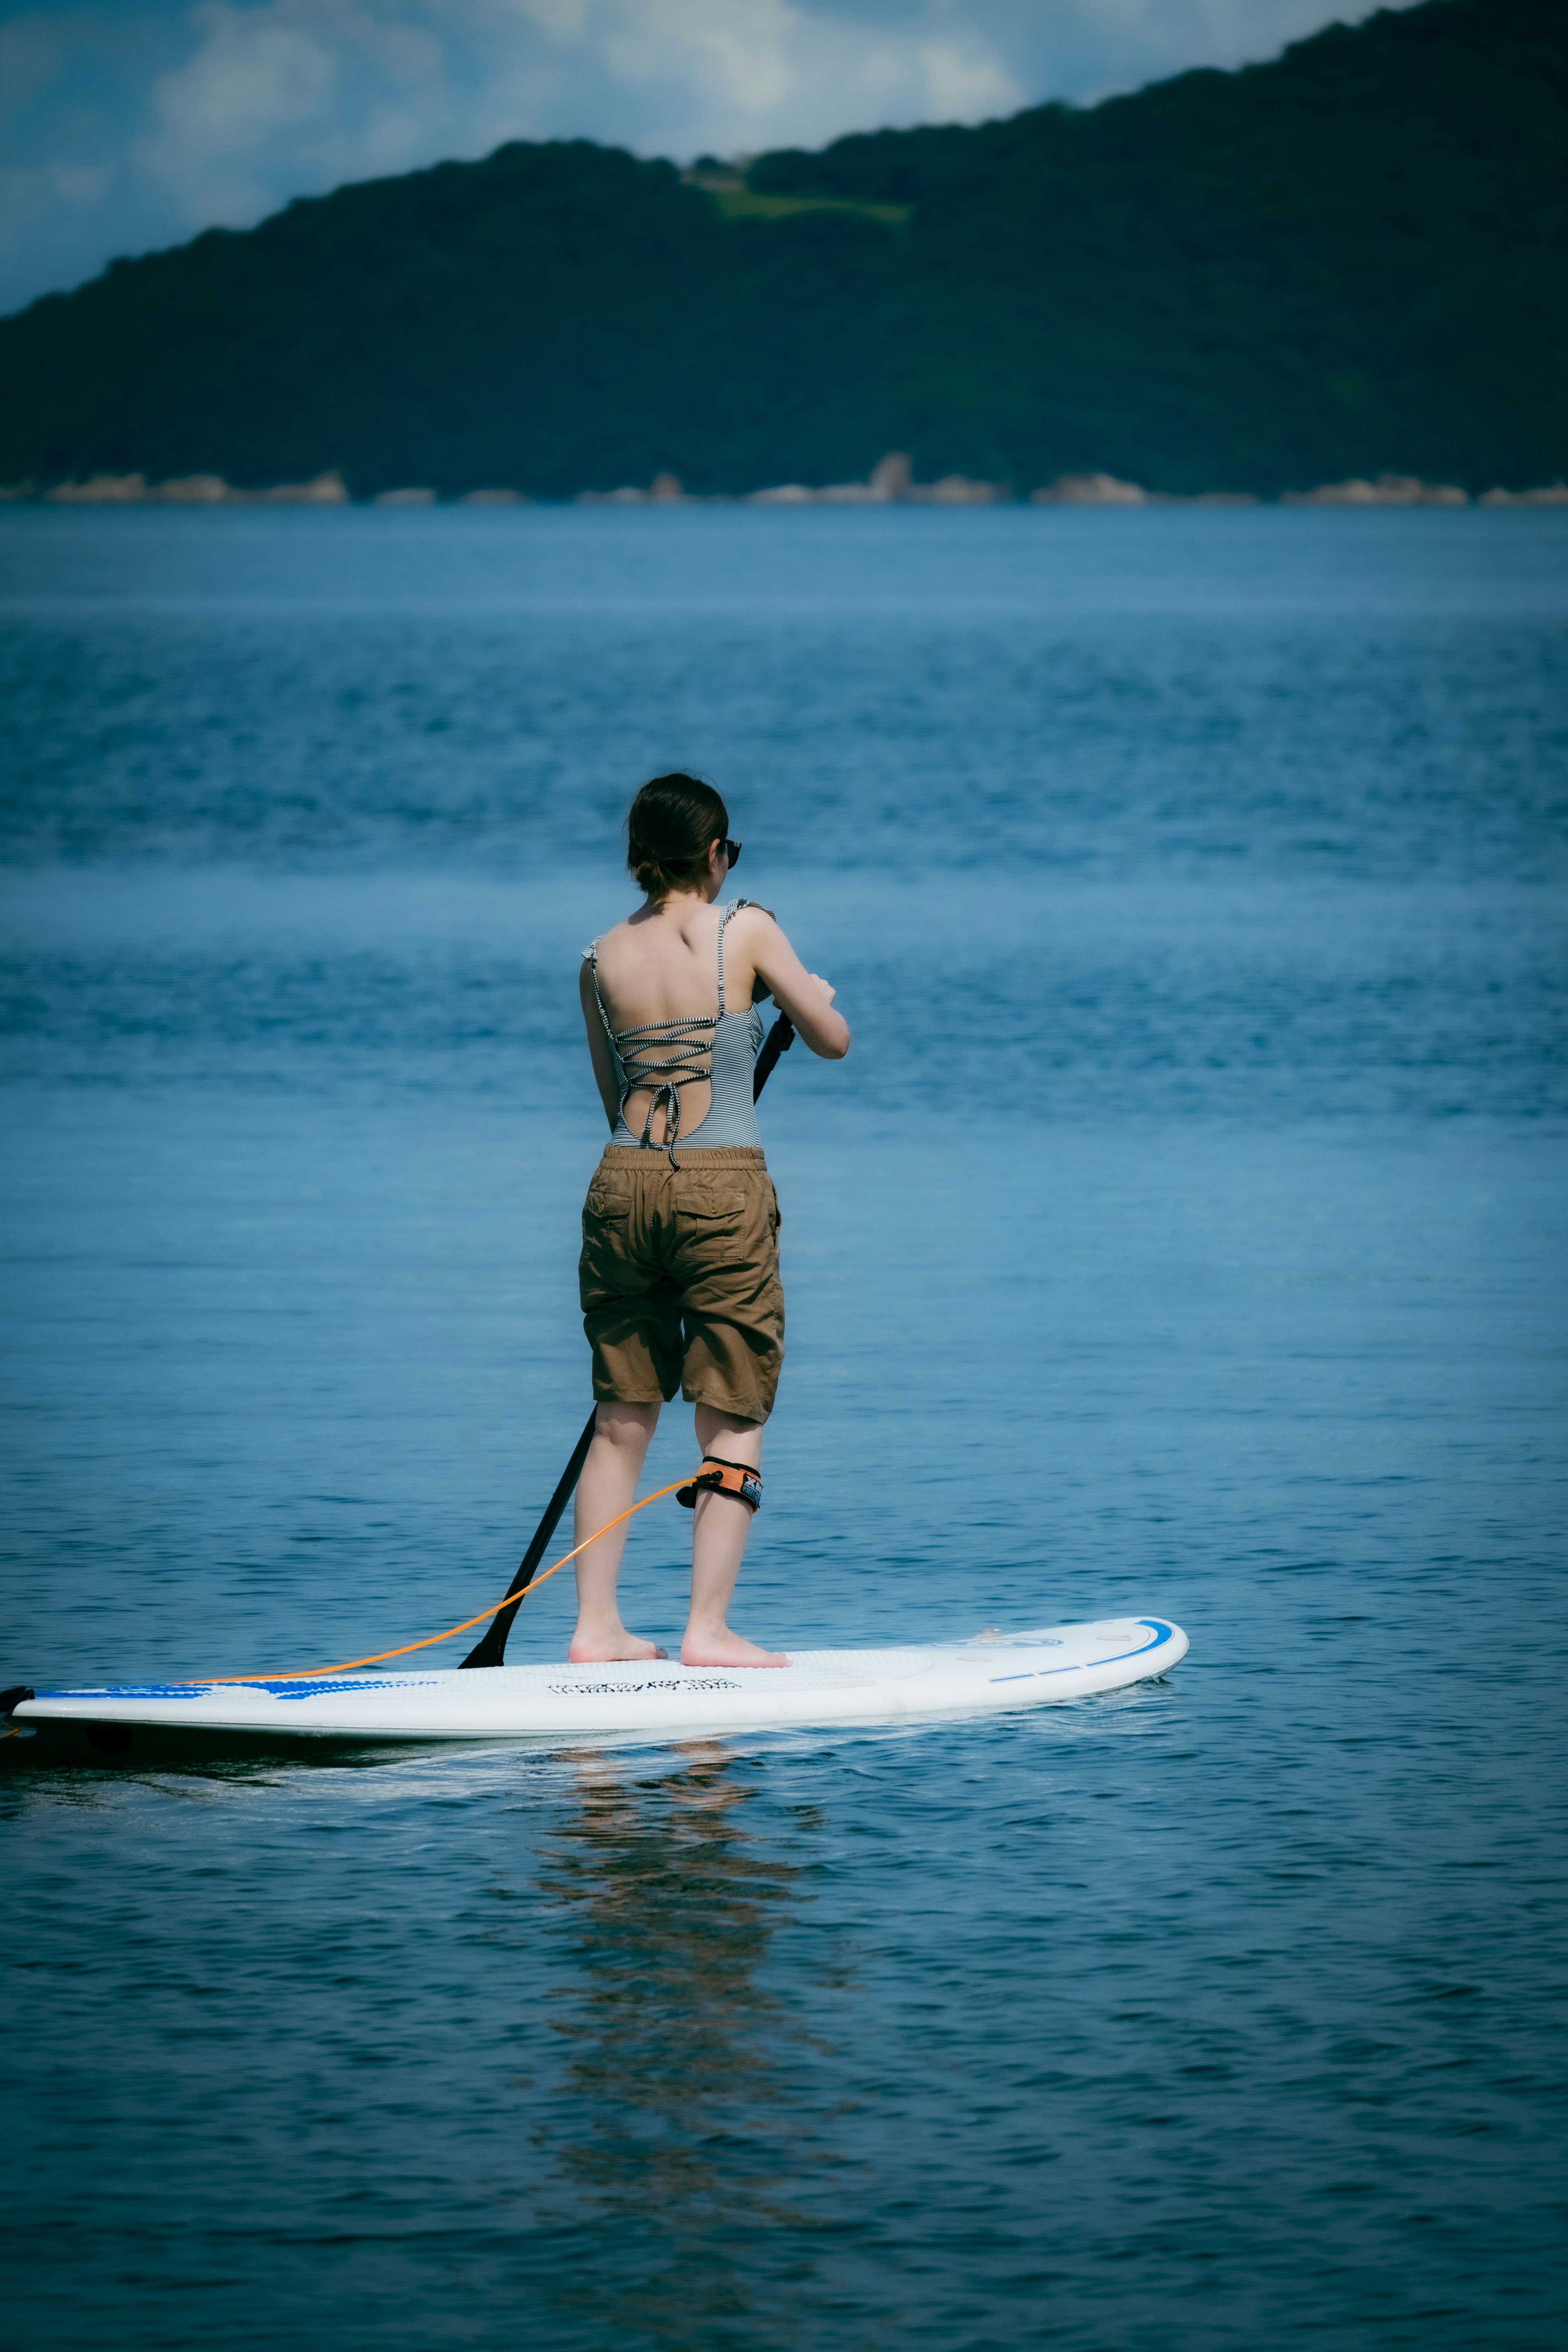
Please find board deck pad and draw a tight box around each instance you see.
[9,1618,1187,1752]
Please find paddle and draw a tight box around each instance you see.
[459,1010,795,1669]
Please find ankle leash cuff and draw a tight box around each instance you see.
[676,1456,763,1512]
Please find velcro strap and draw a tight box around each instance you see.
[676,1456,763,1512]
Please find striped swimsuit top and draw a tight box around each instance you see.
[585,900,766,1164]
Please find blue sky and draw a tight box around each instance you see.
[2,0,1418,314]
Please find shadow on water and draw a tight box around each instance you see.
[0,1716,426,1781]
[526,1741,862,2349]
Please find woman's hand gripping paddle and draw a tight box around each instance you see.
[459,1012,795,1669]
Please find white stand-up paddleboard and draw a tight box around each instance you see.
[7,1617,1187,1757]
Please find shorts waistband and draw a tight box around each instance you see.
[601,1144,767,1167]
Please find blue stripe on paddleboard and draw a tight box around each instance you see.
[37,1677,444,1702]
[988,1620,1173,1684]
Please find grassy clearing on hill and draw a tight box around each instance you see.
[711,192,912,228]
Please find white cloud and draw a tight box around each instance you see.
[600,0,803,115]
[0,12,71,117]
[589,0,1026,147]
[914,37,1020,120]
[0,0,1425,311]
[0,160,112,257]
[135,0,451,221]
[115,0,1031,233]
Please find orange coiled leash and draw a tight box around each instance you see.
[182,1471,711,1686]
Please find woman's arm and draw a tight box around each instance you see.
[580,960,625,1127]
[745,913,851,1059]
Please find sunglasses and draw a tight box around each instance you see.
[722,837,742,866]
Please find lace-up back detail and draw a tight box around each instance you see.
[586,901,765,1164]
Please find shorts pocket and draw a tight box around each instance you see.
[676,1181,746,1234]
[677,1176,747,1251]
[582,1182,634,1276]
[584,1180,633,1225]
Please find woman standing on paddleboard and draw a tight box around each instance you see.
[572,774,850,1667]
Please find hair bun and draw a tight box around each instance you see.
[626,773,729,903]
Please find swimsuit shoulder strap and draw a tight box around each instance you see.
[715,903,737,1016]
[715,899,776,1015]
[582,938,615,1042]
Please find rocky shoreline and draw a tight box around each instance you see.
[3,457,1565,511]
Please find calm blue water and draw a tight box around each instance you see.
[2,508,1565,2351]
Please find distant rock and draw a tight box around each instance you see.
[870,452,912,499]
[46,473,150,503]
[1283,474,1468,506]
[253,472,350,505]
[34,469,350,506]
[1479,482,1568,506]
[459,488,527,505]
[577,472,687,503]
[1031,473,1148,505]
[748,451,1009,505]
[152,474,233,504]
[747,457,877,503]
[910,474,1008,505]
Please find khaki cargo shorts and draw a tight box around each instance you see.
[579,1145,785,1423]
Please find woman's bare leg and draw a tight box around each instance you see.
[681,1404,788,1668]
[568,1401,665,1662]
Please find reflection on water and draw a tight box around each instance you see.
[531,1743,853,2343]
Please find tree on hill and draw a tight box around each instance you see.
[0,0,1561,497]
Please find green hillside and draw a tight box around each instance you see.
[0,0,1562,497]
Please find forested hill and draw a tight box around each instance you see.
[1,0,1562,499]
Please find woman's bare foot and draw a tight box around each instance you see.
[680,1627,791,1668]
[568,1630,668,1664]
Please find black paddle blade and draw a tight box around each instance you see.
[459,1407,597,1669]
[753,1011,795,1099]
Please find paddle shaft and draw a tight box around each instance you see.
[459,1010,795,1668]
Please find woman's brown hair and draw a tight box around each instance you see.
[626,773,728,902]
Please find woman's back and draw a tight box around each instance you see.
[592,898,761,1027]
[586,898,766,1152]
